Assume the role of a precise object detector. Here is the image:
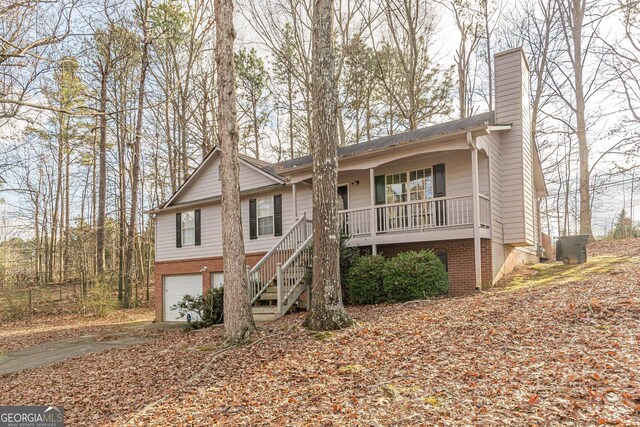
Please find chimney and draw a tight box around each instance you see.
[494,47,535,247]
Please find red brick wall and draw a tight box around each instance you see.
[377,238,492,297]
[154,252,266,321]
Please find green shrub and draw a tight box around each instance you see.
[171,286,224,330]
[383,250,448,302]
[347,255,387,305]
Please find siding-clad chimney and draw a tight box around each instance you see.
[494,48,535,246]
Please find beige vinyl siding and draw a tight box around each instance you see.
[177,156,278,204]
[495,48,535,246]
[295,185,314,219]
[242,188,299,254]
[309,150,482,215]
[338,170,371,209]
[479,133,504,246]
[156,187,301,261]
[155,205,220,261]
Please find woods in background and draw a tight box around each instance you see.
[0,0,639,299]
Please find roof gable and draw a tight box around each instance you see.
[161,148,284,209]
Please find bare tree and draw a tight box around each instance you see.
[369,0,453,130]
[0,0,75,119]
[124,0,152,308]
[551,0,608,237]
[439,0,482,118]
[304,0,353,331]
[215,0,256,342]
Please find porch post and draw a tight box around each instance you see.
[292,183,298,218]
[369,167,377,255]
[468,132,482,290]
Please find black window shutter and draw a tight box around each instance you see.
[176,212,182,248]
[273,194,282,236]
[374,175,386,205]
[433,164,446,197]
[194,209,201,246]
[249,199,257,239]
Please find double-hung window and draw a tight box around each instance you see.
[257,197,274,236]
[408,168,434,227]
[385,173,407,204]
[181,211,195,245]
[409,168,433,201]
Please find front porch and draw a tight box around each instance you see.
[338,193,491,246]
[288,143,494,289]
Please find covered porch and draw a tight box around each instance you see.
[287,129,496,290]
[332,145,492,249]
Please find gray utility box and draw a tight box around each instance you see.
[555,235,589,264]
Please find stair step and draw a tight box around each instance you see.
[252,306,279,314]
[253,312,278,322]
[259,291,277,300]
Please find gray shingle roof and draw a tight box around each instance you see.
[264,111,496,174]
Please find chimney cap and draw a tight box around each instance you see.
[494,47,530,72]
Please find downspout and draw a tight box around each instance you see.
[467,131,482,291]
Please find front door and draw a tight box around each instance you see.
[337,184,349,234]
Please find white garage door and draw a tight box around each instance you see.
[164,274,203,321]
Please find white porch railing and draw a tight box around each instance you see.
[338,194,491,236]
[479,195,491,228]
[338,207,371,236]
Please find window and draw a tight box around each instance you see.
[257,197,274,236]
[409,168,433,200]
[385,173,407,204]
[211,272,224,289]
[383,168,438,229]
[181,211,195,245]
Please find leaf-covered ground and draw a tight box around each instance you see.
[1,239,639,426]
[0,307,154,353]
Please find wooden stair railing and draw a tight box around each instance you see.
[275,233,313,315]
[248,213,312,305]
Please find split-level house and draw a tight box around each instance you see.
[150,48,549,322]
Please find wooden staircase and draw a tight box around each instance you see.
[248,214,313,322]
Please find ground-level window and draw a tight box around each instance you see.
[181,211,195,245]
[436,252,448,271]
[211,272,224,289]
[257,197,274,236]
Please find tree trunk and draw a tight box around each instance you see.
[126,0,151,308]
[304,0,352,331]
[215,0,256,343]
[288,70,294,159]
[96,67,109,275]
[484,0,493,111]
[573,45,591,236]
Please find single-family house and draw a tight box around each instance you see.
[149,47,549,322]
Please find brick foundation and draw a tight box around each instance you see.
[154,252,266,321]
[377,238,492,297]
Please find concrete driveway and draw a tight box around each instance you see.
[0,334,152,376]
